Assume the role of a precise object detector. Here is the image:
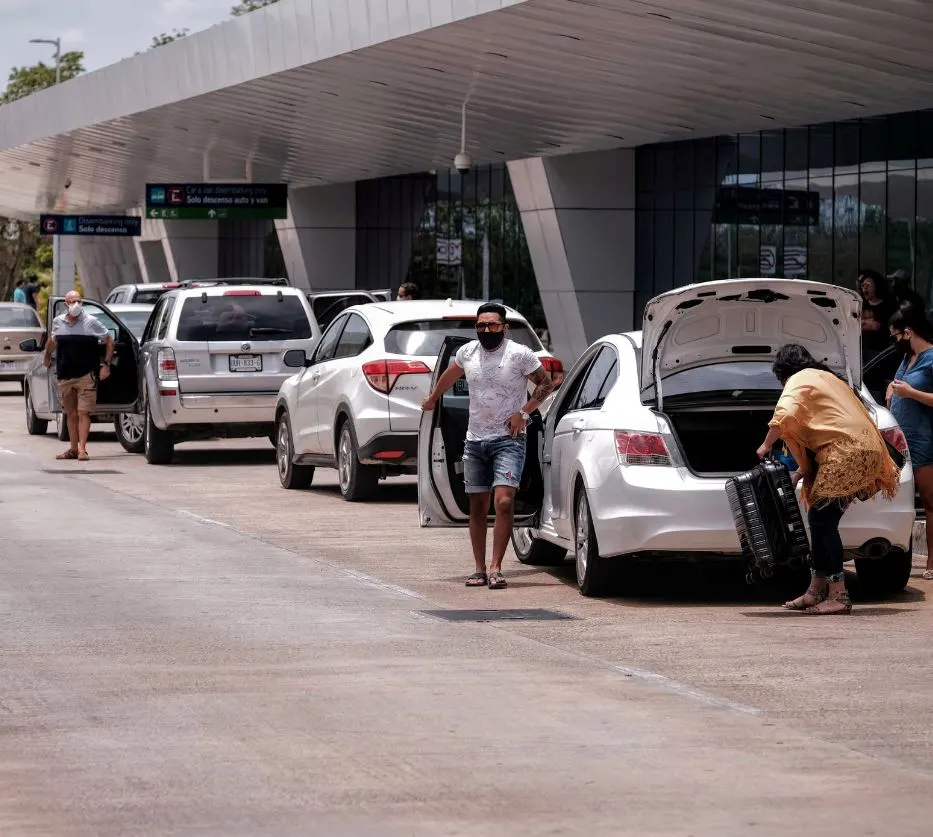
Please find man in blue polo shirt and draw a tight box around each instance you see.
[42,290,114,461]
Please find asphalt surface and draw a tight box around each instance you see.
[2,382,933,835]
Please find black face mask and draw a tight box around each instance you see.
[477,330,505,351]
[892,335,912,355]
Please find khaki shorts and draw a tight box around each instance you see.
[58,373,97,413]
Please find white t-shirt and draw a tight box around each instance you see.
[454,339,542,441]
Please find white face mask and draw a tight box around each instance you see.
[67,302,82,317]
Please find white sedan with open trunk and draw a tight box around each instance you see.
[419,279,915,597]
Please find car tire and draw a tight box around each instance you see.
[336,419,378,502]
[855,546,913,597]
[512,527,567,565]
[114,413,145,454]
[25,387,49,436]
[574,487,611,597]
[143,400,174,465]
[56,412,70,442]
[277,412,314,490]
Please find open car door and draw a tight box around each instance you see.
[418,336,544,527]
[47,297,141,414]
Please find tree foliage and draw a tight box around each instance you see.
[149,30,190,49]
[231,0,281,16]
[1,51,85,104]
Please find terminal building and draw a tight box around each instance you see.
[2,0,933,362]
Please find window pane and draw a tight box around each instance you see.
[574,347,617,411]
[916,169,933,303]
[654,210,674,292]
[888,112,917,170]
[859,171,886,275]
[887,169,916,277]
[808,173,834,282]
[738,133,761,182]
[783,175,809,278]
[761,130,784,178]
[861,118,886,172]
[176,295,312,342]
[674,211,695,283]
[834,167,859,287]
[785,127,808,175]
[333,314,372,359]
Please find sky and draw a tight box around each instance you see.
[0,0,239,76]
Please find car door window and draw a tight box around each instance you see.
[569,347,618,412]
[311,294,375,329]
[84,304,120,340]
[312,316,348,364]
[156,297,176,340]
[552,352,599,424]
[142,299,165,344]
[332,313,373,360]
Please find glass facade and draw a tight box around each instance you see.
[636,109,933,320]
[355,164,545,327]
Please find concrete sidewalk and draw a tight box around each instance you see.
[2,443,933,835]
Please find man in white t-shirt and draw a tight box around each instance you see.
[422,303,554,589]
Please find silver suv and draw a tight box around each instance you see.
[138,280,319,464]
[105,283,180,305]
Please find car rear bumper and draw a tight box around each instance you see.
[587,463,916,560]
[0,356,33,380]
[152,390,278,429]
[358,432,418,468]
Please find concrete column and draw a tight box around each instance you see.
[160,220,219,283]
[52,235,77,296]
[508,149,636,364]
[75,238,143,300]
[275,183,356,291]
[134,240,172,284]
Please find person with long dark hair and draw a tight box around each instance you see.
[859,269,895,356]
[888,304,933,579]
[756,345,900,614]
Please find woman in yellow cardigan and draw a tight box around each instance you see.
[756,345,900,615]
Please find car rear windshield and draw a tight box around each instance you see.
[176,295,312,342]
[641,361,784,400]
[132,289,170,305]
[384,319,542,356]
[116,310,153,339]
[0,307,41,328]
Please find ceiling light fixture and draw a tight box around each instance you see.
[647,12,672,20]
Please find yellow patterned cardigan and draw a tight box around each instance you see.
[768,368,900,509]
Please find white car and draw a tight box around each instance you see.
[274,300,563,501]
[418,279,916,598]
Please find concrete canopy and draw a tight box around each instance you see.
[3,0,933,219]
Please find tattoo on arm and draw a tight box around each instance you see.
[528,366,554,402]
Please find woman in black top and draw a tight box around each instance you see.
[859,269,896,355]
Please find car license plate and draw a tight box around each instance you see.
[453,378,469,395]
[0,360,16,371]
[229,354,262,372]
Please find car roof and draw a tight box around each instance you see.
[0,302,35,309]
[169,285,305,299]
[349,299,531,323]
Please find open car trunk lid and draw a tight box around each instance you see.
[641,279,862,406]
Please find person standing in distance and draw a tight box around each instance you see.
[12,279,27,304]
[397,282,419,301]
[421,303,554,589]
[43,290,114,461]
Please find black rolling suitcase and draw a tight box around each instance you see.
[725,459,810,580]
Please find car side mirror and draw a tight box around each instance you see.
[19,338,39,352]
[283,349,311,368]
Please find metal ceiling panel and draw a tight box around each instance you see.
[3,0,933,218]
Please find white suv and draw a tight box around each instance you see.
[274,300,563,501]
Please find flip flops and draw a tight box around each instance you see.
[465,572,488,587]
[487,572,507,590]
[56,449,78,460]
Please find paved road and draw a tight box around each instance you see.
[2,382,933,835]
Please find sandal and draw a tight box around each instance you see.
[804,591,852,615]
[465,572,488,587]
[783,587,827,611]
[488,572,507,590]
[56,449,78,460]
[77,452,90,461]
[922,570,933,581]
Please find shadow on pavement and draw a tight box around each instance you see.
[308,482,418,505]
[170,448,277,467]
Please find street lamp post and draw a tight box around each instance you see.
[29,37,62,85]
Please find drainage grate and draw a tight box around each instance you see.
[420,608,576,623]
[41,469,123,475]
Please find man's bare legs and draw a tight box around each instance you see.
[77,411,92,457]
[490,486,517,575]
[468,493,490,575]
[65,408,79,454]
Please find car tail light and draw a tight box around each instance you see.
[223,289,261,296]
[882,426,910,460]
[157,347,177,381]
[362,359,431,393]
[162,283,180,289]
[615,430,672,466]
[540,355,564,386]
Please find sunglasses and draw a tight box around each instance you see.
[475,322,505,332]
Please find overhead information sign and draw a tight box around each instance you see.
[40,214,142,237]
[145,184,288,220]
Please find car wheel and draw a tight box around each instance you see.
[512,527,567,565]
[575,488,611,597]
[24,387,49,435]
[114,413,145,454]
[143,400,174,465]
[55,412,69,442]
[336,419,378,502]
[855,546,913,598]
[277,412,314,490]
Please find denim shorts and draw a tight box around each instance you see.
[462,435,526,494]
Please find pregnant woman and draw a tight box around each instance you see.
[888,304,933,579]
[757,345,900,614]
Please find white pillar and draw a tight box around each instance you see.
[52,235,78,296]
[161,220,219,283]
[75,238,144,300]
[508,149,636,364]
[275,183,356,291]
